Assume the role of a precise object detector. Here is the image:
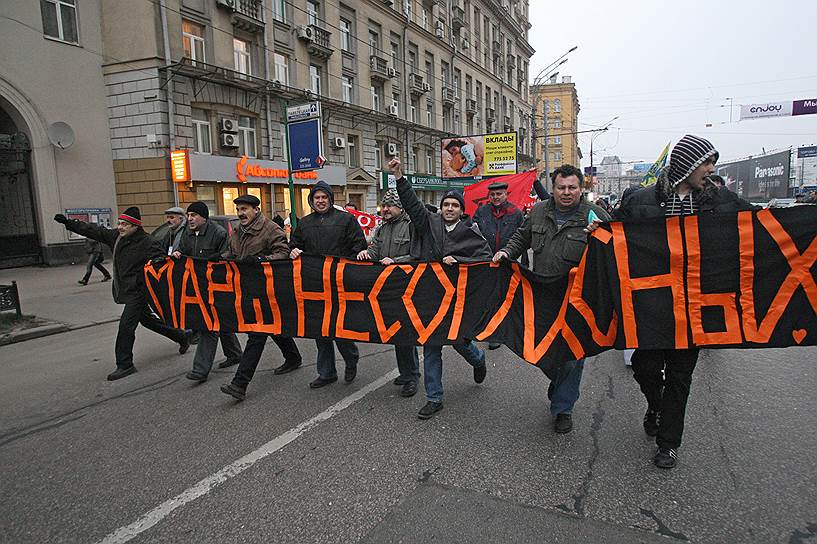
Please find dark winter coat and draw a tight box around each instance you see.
[225,214,290,260]
[502,197,611,280]
[63,219,164,304]
[613,168,754,220]
[290,181,367,258]
[368,211,413,262]
[176,220,229,260]
[84,238,104,255]
[473,201,524,253]
[151,221,186,255]
[396,176,491,262]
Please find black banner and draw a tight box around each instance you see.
[146,207,817,374]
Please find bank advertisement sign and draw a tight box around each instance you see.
[380,172,470,191]
[441,132,517,180]
[717,150,791,200]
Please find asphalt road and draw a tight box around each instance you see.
[1,324,815,543]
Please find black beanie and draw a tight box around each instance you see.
[440,190,465,210]
[186,201,209,219]
[118,206,142,226]
[668,135,719,186]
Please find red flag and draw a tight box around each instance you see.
[463,170,537,216]
[345,208,382,236]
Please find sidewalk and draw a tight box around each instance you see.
[0,263,121,343]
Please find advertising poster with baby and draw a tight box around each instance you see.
[441,132,517,180]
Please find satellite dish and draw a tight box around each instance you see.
[47,122,75,149]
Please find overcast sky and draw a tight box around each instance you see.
[528,0,817,168]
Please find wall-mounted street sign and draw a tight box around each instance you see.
[286,102,324,173]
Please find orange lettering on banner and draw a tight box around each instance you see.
[292,257,333,337]
[476,263,522,341]
[522,268,584,363]
[179,258,214,330]
[739,210,817,342]
[568,232,618,347]
[446,264,470,340]
[683,216,742,345]
[206,262,234,331]
[402,263,455,343]
[368,266,404,342]
[612,218,687,349]
[145,259,176,327]
[335,260,371,341]
[232,262,283,334]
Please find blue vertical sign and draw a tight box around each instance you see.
[286,102,324,172]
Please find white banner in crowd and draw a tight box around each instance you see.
[740,101,794,120]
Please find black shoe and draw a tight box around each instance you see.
[186,371,207,382]
[101,276,111,282]
[78,279,88,286]
[393,377,410,386]
[417,401,443,419]
[274,358,302,375]
[488,342,501,350]
[220,383,246,401]
[643,409,660,437]
[218,358,240,369]
[554,413,573,434]
[400,381,418,397]
[473,363,487,384]
[344,366,357,383]
[309,376,338,389]
[107,366,136,381]
[178,332,192,355]
[653,447,678,469]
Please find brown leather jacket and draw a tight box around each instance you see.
[224,214,289,260]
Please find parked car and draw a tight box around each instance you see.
[767,198,797,208]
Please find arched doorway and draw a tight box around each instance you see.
[0,105,40,267]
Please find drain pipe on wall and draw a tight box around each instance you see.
[159,0,180,206]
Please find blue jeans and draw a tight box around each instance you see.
[546,359,585,416]
[191,330,242,376]
[423,341,485,403]
[394,345,420,383]
[315,338,359,380]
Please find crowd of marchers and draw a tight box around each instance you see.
[53,134,754,470]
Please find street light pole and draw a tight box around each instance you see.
[589,116,619,190]
[725,97,733,123]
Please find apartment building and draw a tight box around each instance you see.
[531,75,581,176]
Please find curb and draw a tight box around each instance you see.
[0,318,120,346]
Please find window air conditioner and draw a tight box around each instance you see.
[296,25,314,40]
[220,118,238,133]
[220,133,239,148]
[332,137,346,148]
[386,142,399,156]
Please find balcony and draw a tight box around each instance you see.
[370,54,393,82]
[504,115,512,131]
[442,86,457,106]
[517,68,525,82]
[485,107,496,122]
[465,97,477,115]
[409,73,428,96]
[492,40,501,58]
[452,5,465,32]
[297,25,333,60]
[506,54,516,68]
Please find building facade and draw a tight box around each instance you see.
[101,0,535,231]
[530,75,581,176]
[0,0,118,267]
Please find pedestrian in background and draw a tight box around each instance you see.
[494,164,610,434]
[219,195,303,401]
[78,236,111,285]
[152,206,186,255]
[54,207,191,381]
[290,181,368,389]
[172,201,243,383]
[357,188,420,397]
[391,158,490,420]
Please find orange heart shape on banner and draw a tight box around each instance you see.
[792,329,807,344]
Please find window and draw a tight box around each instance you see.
[41,0,78,43]
[273,53,289,85]
[191,108,211,154]
[554,150,563,162]
[421,6,428,30]
[371,85,382,111]
[183,21,205,64]
[309,64,322,94]
[426,101,433,126]
[340,19,351,52]
[233,38,251,76]
[404,0,412,21]
[426,150,434,174]
[271,0,285,22]
[390,41,400,68]
[196,186,216,215]
[554,99,561,113]
[347,135,359,168]
[342,76,354,104]
[411,148,418,172]
[306,0,319,25]
[368,30,379,55]
[553,135,561,145]
[222,187,240,216]
[238,116,256,157]
[374,143,382,171]
[410,99,417,123]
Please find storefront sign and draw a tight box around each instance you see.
[170,150,190,182]
[187,154,346,185]
[380,172,471,191]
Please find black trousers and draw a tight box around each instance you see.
[82,253,110,282]
[631,348,699,450]
[115,301,186,369]
[231,333,302,388]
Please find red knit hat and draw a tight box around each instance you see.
[118,206,142,226]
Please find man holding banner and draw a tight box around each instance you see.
[614,134,753,468]
[493,164,610,434]
[391,158,491,420]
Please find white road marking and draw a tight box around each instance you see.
[96,369,399,544]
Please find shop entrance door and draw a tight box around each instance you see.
[0,133,40,268]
